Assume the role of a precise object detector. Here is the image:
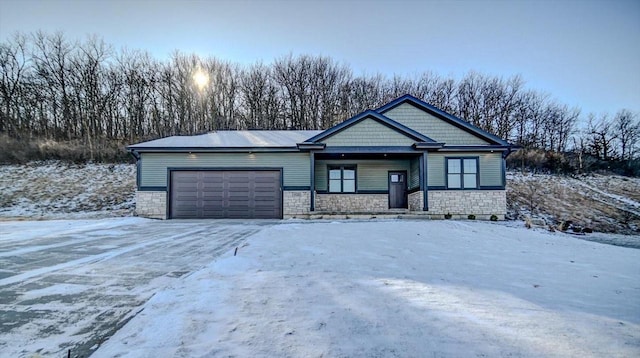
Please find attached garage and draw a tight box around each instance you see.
[169,169,282,219]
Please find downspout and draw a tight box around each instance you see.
[421,152,428,211]
[310,151,315,212]
[128,149,141,191]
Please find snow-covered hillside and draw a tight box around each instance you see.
[0,161,135,219]
[507,171,640,235]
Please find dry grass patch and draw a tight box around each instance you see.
[507,172,640,234]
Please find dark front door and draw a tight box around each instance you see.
[389,171,408,209]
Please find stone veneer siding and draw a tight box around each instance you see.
[428,190,506,219]
[283,191,310,217]
[315,194,389,212]
[136,191,167,219]
[408,191,423,211]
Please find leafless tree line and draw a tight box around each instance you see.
[1,32,638,162]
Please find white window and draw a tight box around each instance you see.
[447,158,478,189]
[328,166,356,193]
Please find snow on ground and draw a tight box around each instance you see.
[0,161,135,219]
[94,220,640,358]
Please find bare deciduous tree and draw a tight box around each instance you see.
[614,109,640,161]
[1,31,638,168]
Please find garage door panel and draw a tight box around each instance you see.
[254,178,278,184]
[174,181,199,189]
[202,194,224,200]
[254,187,278,192]
[170,170,282,219]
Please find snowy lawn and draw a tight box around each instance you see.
[94,220,640,358]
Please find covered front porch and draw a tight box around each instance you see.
[309,150,428,214]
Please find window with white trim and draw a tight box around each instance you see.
[328,166,356,193]
[447,158,478,189]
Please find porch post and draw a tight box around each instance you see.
[310,151,315,212]
[422,152,428,211]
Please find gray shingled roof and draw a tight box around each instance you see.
[128,130,322,149]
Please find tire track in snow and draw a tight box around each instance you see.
[0,227,207,287]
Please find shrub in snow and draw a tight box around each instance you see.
[558,220,573,232]
[490,214,498,221]
[444,213,452,219]
[468,214,476,220]
[525,217,533,229]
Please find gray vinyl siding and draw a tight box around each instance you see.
[478,152,503,186]
[384,103,489,145]
[315,159,410,191]
[140,152,310,187]
[409,157,420,190]
[427,152,503,187]
[427,153,446,187]
[321,118,415,146]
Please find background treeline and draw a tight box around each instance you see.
[1,32,639,174]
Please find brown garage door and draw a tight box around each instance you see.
[169,170,282,219]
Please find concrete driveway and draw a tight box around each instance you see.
[0,217,273,358]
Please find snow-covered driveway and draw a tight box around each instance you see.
[0,217,271,357]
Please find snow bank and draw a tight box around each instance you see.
[94,221,640,357]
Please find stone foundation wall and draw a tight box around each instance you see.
[283,191,310,217]
[408,191,423,211]
[135,191,167,219]
[428,190,506,219]
[315,194,388,212]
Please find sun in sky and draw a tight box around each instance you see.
[192,69,209,90]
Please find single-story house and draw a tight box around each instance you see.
[128,94,517,220]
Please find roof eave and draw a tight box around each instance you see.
[127,146,301,153]
[436,145,514,152]
[297,142,326,150]
[413,142,445,150]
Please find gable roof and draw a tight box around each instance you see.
[128,130,321,150]
[375,94,510,146]
[304,110,439,144]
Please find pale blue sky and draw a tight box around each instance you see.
[1,0,638,115]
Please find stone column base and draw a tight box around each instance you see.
[283,191,310,218]
[135,191,167,219]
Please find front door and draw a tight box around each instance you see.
[389,171,408,209]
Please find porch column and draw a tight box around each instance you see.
[310,151,315,212]
[421,152,428,211]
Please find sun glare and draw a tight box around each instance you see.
[193,70,209,90]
